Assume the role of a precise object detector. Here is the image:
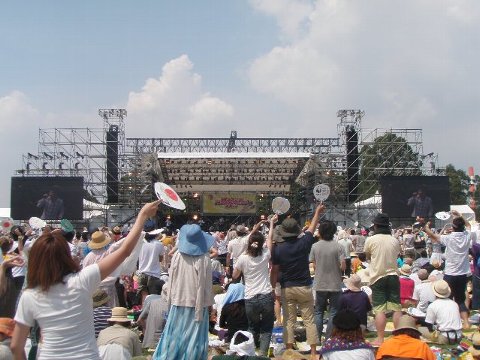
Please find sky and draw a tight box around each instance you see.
[1,0,479,208]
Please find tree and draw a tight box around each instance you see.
[359,133,422,199]
[445,164,469,205]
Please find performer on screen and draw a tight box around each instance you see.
[37,189,64,220]
[407,187,433,221]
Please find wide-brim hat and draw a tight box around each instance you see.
[469,332,480,356]
[432,280,451,298]
[344,274,362,292]
[0,318,14,337]
[108,307,131,323]
[333,309,361,330]
[276,218,301,238]
[112,226,121,235]
[92,289,110,308]
[88,231,111,250]
[178,224,214,256]
[373,213,390,227]
[399,264,412,276]
[392,315,420,335]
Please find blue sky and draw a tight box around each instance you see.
[1,0,480,208]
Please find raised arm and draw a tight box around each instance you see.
[97,200,161,280]
[307,203,326,234]
[266,214,278,252]
[424,222,440,243]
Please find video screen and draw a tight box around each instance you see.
[379,176,450,219]
[11,177,84,220]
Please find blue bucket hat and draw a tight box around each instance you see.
[177,224,214,256]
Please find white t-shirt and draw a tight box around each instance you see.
[15,264,101,360]
[322,348,375,360]
[425,298,463,332]
[440,232,471,276]
[412,281,436,313]
[138,240,165,278]
[227,235,249,264]
[235,248,272,299]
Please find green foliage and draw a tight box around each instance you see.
[359,133,422,198]
[445,164,469,205]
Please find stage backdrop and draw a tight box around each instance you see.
[379,176,450,219]
[11,177,84,220]
[203,192,257,214]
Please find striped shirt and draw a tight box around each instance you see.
[93,306,112,337]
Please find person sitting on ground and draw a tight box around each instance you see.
[219,283,249,343]
[375,314,435,360]
[406,269,436,319]
[319,309,374,360]
[418,280,463,345]
[468,332,480,359]
[93,288,112,337]
[0,318,14,360]
[97,307,142,359]
[136,286,169,349]
[338,274,372,334]
[398,264,415,308]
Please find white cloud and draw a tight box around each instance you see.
[0,91,39,133]
[126,55,234,137]
[246,0,480,164]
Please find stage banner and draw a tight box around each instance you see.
[203,193,257,214]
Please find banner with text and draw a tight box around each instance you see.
[203,193,257,214]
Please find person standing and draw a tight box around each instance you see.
[309,220,345,341]
[424,213,472,329]
[36,189,64,220]
[364,213,402,345]
[271,204,325,359]
[153,223,214,360]
[233,217,274,356]
[337,230,353,277]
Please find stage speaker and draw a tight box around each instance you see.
[106,125,119,204]
[346,126,359,203]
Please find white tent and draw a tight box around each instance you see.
[450,204,476,222]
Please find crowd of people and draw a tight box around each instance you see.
[1,199,480,359]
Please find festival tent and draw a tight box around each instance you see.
[450,204,476,222]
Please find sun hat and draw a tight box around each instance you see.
[177,224,214,256]
[373,213,390,227]
[0,318,14,337]
[344,274,362,292]
[92,289,110,308]
[111,226,121,235]
[276,218,301,238]
[432,280,451,298]
[399,264,412,276]
[236,225,248,235]
[332,309,361,331]
[88,231,111,250]
[468,332,480,356]
[392,315,420,335]
[107,307,131,323]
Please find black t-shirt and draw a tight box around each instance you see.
[272,231,314,288]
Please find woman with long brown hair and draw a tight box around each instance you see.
[10,200,161,360]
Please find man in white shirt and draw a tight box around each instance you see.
[407,269,436,317]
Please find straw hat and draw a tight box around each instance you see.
[344,274,362,292]
[111,226,121,235]
[392,315,420,335]
[468,332,480,357]
[432,280,451,298]
[0,318,14,337]
[107,307,131,323]
[88,231,111,250]
[399,264,412,276]
[92,289,110,308]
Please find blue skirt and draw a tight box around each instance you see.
[153,305,209,360]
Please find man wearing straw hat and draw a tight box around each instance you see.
[97,307,142,358]
[418,280,463,345]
